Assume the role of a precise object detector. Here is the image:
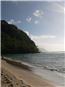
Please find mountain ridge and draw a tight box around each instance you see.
[1,20,39,54]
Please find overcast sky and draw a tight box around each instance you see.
[1,1,65,51]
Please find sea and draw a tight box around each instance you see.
[5,52,65,87]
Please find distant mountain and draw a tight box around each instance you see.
[1,20,39,54]
[39,48,47,52]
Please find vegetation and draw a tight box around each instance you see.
[1,20,39,54]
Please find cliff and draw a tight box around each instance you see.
[1,20,39,54]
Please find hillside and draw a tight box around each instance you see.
[1,20,39,54]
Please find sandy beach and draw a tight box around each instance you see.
[1,57,56,87]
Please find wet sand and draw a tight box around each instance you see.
[1,57,56,87]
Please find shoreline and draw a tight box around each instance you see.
[1,57,56,87]
[2,57,32,71]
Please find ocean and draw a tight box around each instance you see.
[5,52,65,87]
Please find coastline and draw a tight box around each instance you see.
[1,57,56,87]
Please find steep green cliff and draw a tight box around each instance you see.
[1,20,39,54]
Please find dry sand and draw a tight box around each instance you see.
[1,58,56,87]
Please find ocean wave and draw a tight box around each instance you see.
[2,56,34,71]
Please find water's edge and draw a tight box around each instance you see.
[4,52,65,87]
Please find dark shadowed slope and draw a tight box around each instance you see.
[1,20,39,54]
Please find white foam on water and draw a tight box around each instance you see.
[32,66,65,87]
[4,52,65,87]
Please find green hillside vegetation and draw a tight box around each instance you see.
[1,20,39,54]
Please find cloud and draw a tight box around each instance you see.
[8,19,14,24]
[64,7,65,14]
[23,31,56,40]
[24,31,30,36]
[49,3,64,14]
[55,3,64,13]
[30,34,64,51]
[8,19,22,24]
[34,20,39,24]
[31,35,56,40]
[22,30,64,51]
[33,10,44,17]
[39,43,64,52]
[30,34,56,48]
[26,17,32,23]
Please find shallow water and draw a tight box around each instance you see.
[5,52,65,87]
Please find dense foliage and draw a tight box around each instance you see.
[1,20,39,54]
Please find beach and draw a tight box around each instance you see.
[1,57,56,87]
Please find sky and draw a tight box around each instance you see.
[1,1,65,51]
